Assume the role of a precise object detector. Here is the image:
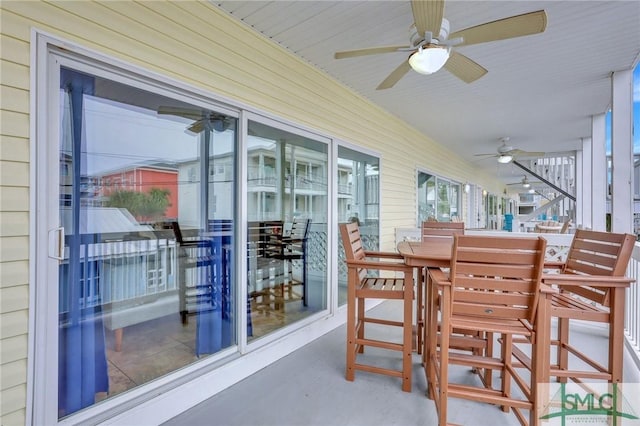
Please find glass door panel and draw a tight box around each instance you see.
[246,120,328,340]
[57,67,237,418]
[337,146,380,306]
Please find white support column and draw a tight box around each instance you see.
[576,142,586,228]
[611,69,634,234]
[591,114,607,231]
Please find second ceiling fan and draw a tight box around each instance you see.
[334,0,547,90]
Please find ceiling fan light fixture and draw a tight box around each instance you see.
[408,45,450,75]
[497,154,513,164]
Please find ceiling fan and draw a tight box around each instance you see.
[506,175,540,189]
[474,138,545,164]
[333,0,547,90]
[157,106,232,134]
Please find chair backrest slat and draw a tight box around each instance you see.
[421,221,464,241]
[340,222,368,280]
[449,235,546,323]
[288,218,311,240]
[560,229,635,306]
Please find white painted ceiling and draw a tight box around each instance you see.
[215,1,640,183]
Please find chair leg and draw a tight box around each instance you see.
[402,274,413,392]
[532,295,551,426]
[426,276,438,400]
[416,267,425,355]
[357,295,365,354]
[501,334,512,413]
[438,315,450,426]
[557,317,569,383]
[609,288,625,383]
[346,271,356,382]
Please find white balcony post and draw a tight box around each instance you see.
[578,138,590,229]
[591,114,607,231]
[611,69,634,234]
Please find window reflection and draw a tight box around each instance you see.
[246,120,328,340]
[58,67,237,417]
[337,146,380,306]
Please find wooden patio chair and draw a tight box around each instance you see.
[426,235,548,426]
[339,222,415,392]
[264,217,311,306]
[417,220,465,355]
[536,229,635,385]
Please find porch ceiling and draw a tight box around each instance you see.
[215,1,640,184]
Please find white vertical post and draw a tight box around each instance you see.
[576,146,585,227]
[592,114,607,231]
[611,69,634,234]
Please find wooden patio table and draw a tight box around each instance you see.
[397,239,453,361]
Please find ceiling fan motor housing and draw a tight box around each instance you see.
[410,18,450,46]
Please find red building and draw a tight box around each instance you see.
[98,164,179,221]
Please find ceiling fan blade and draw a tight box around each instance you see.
[411,0,444,39]
[334,45,409,59]
[444,51,487,83]
[450,10,547,47]
[512,149,546,157]
[157,106,204,121]
[376,60,412,90]
[474,153,498,157]
[187,120,204,134]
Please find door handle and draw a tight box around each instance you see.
[48,227,65,260]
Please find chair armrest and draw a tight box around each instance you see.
[542,273,635,288]
[363,250,403,260]
[428,268,448,281]
[345,258,412,272]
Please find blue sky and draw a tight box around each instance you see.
[606,62,640,154]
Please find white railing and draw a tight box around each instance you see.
[625,243,640,367]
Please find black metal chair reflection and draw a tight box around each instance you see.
[264,218,311,306]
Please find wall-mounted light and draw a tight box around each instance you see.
[464,183,471,193]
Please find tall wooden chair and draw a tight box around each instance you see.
[426,235,548,425]
[538,229,635,385]
[417,221,465,354]
[339,222,415,392]
[264,218,311,306]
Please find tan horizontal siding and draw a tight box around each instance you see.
[1,110,29,139]
[0,187,29,211]
[0,212,28,237]
[0,237,29,263]
[0,406,24,426]
[0,311,29,340]
[1,86,29,114]
[0,285,29,312]
[0,60,29,91]
[0,160,29,187]
[0,136,29,163]
[0,334,27,366]
[0,35,29,66]
[0,383,26,419]
[0,261,29,288]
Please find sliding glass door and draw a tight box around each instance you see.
[246,119,328,340]
[54,64,237,418]
[337,146,380,306]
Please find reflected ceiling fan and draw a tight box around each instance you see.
[334,0,547,90]
[474,137,545,164]
[506,175,540,189]
[157,106,231,134]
